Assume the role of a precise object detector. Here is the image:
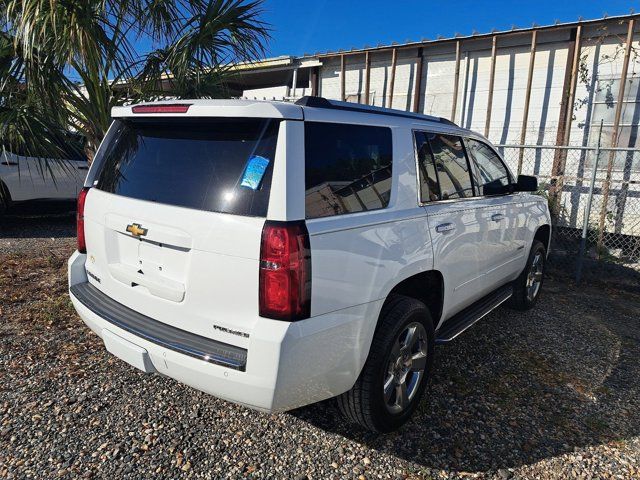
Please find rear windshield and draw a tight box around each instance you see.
[94,118,280,217]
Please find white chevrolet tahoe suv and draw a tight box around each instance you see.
[68,97,551,432]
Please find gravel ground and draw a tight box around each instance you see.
[0,208,75,255]
[1,215,639,479]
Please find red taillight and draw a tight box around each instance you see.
[259,221,311,321]
[131,104,191,114]
[77,187,90,253]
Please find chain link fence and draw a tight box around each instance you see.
[497,141,640,286]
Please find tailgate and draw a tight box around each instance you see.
[83,189,263,347]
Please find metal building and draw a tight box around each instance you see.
[230,14,640,272]
[237,14,636,146]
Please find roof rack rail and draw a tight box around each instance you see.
[295,96,457,126]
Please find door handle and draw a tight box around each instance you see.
[77,165,89,170]
[435,222,456,234]
[2,161,18,166]
[491,213,505,222]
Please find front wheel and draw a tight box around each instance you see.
[337,295,435,432]
[507,239,546,311]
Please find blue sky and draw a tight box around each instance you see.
[260,0,639,57]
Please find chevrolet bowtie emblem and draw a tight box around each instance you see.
[126,223,148,237]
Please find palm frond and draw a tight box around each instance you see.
[1,0,270,167]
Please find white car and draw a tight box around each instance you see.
[0,149,87,212]
[68,97,551,432]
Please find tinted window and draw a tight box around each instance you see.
[95,118,280,217]
[305,122,392,219]
[414,131,441,202]
[466,138,511,193]
[425,134,474,200]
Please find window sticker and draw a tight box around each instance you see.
[240,155,270,190]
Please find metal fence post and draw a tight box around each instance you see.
[597,18,635,255]
[576,121,603,284]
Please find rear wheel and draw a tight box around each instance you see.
[337,295,435,432]
[508,240,546,311]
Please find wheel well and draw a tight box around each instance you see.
[386,271,444,324]
[534,224,551,252]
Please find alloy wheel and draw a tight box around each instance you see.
[383,322,428,414]
[526,251,544,301]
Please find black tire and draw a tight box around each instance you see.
[337,294,435,433]
[507,240,546,311]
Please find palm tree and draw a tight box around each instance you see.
[0,0,269,165]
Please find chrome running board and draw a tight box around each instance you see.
[435,284,513,343]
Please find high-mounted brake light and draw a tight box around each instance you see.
[259,221,311,321]
[77,187,90,253]
[131,104,191,114]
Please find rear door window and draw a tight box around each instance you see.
[304,122,392,219]
[94,118,280,217]
[419,133,474,200]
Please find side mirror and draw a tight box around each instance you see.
[482,179,509,196]
[515,174,537,192]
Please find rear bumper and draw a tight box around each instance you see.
[68,251,381,412]
[70,281,248,371]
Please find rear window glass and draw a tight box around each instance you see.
[94,118,280,217]
[304,122,392,219]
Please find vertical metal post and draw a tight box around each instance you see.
[291,67,299,99]
[340,54,346,101]
[310,66,319,97]
[364,51,371,105]
[460,54,471,126]
[412,47,424,113]
[484,35,498,137]
[576,121,604,284]
[388,48,398,108]
[562,25,582,147]
[597,18,636,252]
[451,40,461,122]
[549,25,582,218]
[517,29,538,175]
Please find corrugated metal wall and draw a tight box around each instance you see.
[314,20,638,149]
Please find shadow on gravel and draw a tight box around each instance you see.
[291,279,640,473]
[0,202,76,239]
